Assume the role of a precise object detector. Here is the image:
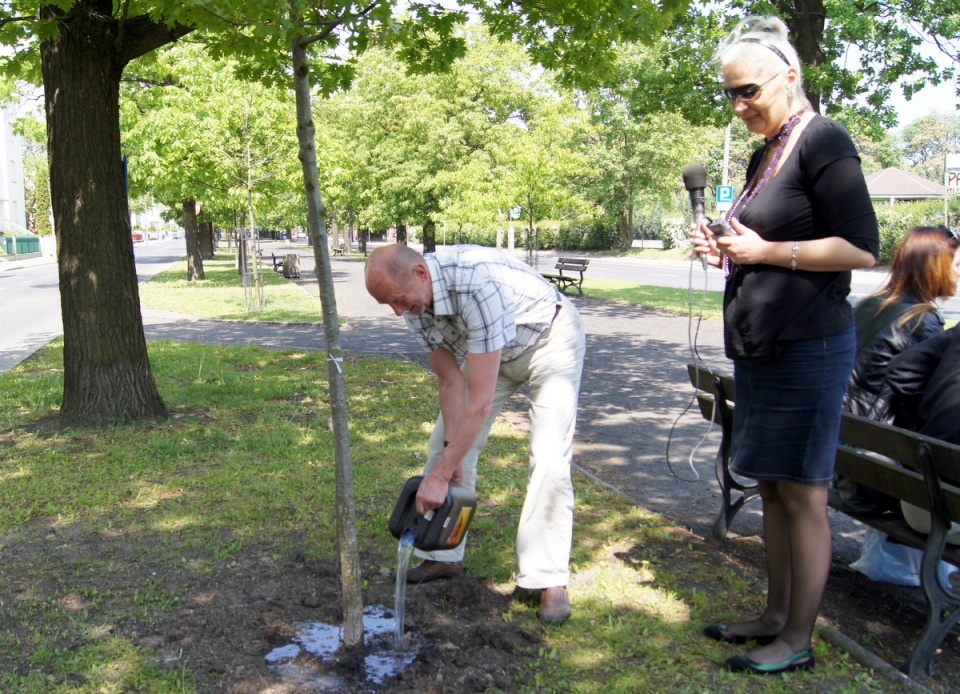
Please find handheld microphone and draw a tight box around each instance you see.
[682,163,708,270]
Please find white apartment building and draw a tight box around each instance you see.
[0,103,27,233]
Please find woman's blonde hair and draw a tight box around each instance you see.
[714,16,810,108]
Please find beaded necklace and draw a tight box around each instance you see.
[723,109,809,277]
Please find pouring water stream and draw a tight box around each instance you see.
[394,528,417,648]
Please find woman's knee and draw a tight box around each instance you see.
[776,481,828,517]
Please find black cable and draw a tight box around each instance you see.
[664,251,720,482]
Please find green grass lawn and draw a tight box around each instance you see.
[0,340,889,693]
[138,253,324,322]
[139,251,725,322]
[581,277,724,321]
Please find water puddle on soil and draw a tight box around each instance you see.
[265,531,422,691]
[264,605,423,691]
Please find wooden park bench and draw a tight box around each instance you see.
[332,244,346,256]
[541,257,589,296]
[258,251,284,272]
[687,362,960,677]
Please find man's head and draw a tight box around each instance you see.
[365,244,433,316]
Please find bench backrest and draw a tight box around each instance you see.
[555,258,589,273]
[686,362,960,523]
[687,363,734,424]
[837,414,960,520]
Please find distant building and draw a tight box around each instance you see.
[131,204,168,231]
[0,103,27,233]
[865,167,946,204]
[131,202,182,240]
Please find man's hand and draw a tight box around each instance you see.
[416,470,452,516]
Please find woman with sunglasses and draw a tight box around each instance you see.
[691,16,879,675]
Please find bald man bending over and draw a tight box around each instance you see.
[365,244,586,623]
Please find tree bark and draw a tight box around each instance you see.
[396,223,407,245]
[291,25,365,651]
[358,227,368,256]
[184,198,205,281]
[422,219,437,253]
[619,205,633,252]
[776,0,827,114]
[40,0,175,426]
[200,221,215,260]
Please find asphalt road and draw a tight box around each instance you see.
[0,239,186,373]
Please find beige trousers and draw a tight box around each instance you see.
[415,296,586,589]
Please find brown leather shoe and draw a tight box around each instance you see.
[406,560,464,584]
[538,586,571,624]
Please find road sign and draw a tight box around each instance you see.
[947,153,960,193]
[716,184,735,211]
[510,207,522,220]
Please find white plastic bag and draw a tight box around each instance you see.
[849,527,957,586]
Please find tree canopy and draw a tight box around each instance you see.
[663,1,960,131]
[1,0,957,426]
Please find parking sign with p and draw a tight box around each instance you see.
[716,184,735,211]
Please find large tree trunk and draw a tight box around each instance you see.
[291,25,364,651]
[358,227,368,256]
[200,221,215,260]
[422,219,437,253]
[184,199,205,280]
[40,1,175,426]
[777,0,826,114]
[396,223,407,245]
[619,205,633,252]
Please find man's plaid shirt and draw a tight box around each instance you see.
[404,246,560,362]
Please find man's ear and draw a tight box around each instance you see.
[412,262,430,283]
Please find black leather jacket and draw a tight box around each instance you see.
[843,293,943,422]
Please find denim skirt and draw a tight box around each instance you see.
[729,327,856,485]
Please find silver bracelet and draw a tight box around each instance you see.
[790,241,799,271]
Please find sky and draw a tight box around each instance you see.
[890,78,958,128]
[884,34,958,129]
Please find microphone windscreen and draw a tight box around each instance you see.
[682,164,707,191]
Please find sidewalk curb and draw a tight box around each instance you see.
[818,626,933,693]
[0,255,56,272]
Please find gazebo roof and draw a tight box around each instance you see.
[865,167,945,199]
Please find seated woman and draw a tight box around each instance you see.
[887,320,960,543]
[839,226,959,515]
[845,226,959,421]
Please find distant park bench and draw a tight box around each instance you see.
[332,244,346,257]
[258,251,284,272]
[687,362,960,677]
[541,257,589,296]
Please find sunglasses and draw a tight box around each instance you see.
[723,72,783,102]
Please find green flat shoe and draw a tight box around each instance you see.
[726,648,815,675]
